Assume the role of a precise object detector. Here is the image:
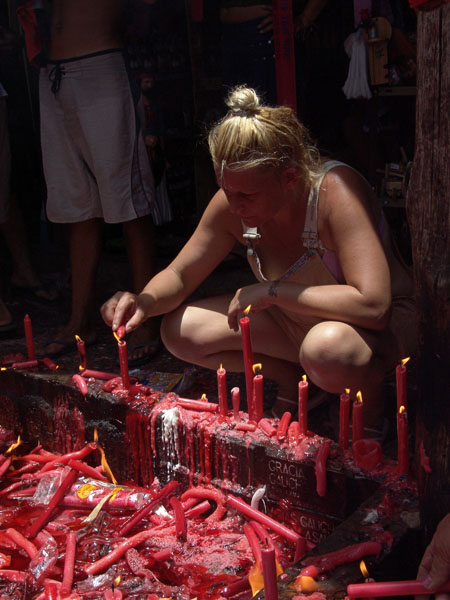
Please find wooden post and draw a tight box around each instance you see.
[406,5,450,545]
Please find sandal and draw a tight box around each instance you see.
[270,388,330,420]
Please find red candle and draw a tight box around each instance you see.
[315,439,331,497]
[339,388,351,449]
[352,391,364,444]
[104,578,123,600]
[397,405,409,475]
[81,369,118,380]
[114,332,130,389]
[226,494,306,562]
[177,398,218,412]
[231,387,240,420]
[23,314,35,359]
[11,359,39,369]
[60,531,76,598]
[298,375,308,436]
[240,307,254,419]
[276,412,292,441]
[217,364,228,416]
[396,357,409,411]
[259,418,277,437]
[261,546,279,600]
[352,439,383,471]
[75,334,87,371]
[347,579,450,598]
[72,374,88,397]
[39,357,59,371]
[252,364,263,423]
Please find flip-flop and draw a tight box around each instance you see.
[120,340,162,368]
[0,320,17,339]
[12,283,60,304]
[41,338,77,359]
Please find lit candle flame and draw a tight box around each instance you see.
[75,334,83,343]
[114,576,121,587]
[356,390,363,403]
[243,305,251,316]
[360,560,369,579]
[78,364,85,372]
[201,393,207,399]
[113,331,123,344]
[345,388,350,394]
[299,575,318,593]
[252,363,262,374]
[219,363,224,371]
[302,374,307,382]
[0,367,7,371]
[399,405,406,414]
[6,435,21,455]
[93,430,116,484]
[401,357,410,366]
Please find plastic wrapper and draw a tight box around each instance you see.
[29,538,58,583]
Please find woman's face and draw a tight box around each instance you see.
[217,167,290,227]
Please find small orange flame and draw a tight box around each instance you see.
[345,388,350,394]
[113,331,123,344]
[75,334,83,343]
[360,560,369,579]
[243,305,252,316]
[302,374,307,382]
[399,405,406,414]
[201,393,207,400]
[248,561,264,596]
[114,576,121,587]
[299,575,318,593]
[252,363,262,374]
[356,390,363,404]
[78,364,85,372]
[401,357,410,367]
[219,363,224,371]
[0,367,7,371]
[99,443,117,485]
[6,435,21,455]
[93,431,116,483]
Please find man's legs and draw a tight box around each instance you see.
[44,219,101,355]
[123,214,161,361]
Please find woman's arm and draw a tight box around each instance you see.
[101,190,239,332]
[228,167,392,332]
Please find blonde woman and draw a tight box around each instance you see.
[101,86,417,436]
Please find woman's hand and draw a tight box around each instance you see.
[416,513,450,600]
[100,291,152,334]
[227,283,272,331]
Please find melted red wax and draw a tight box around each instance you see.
[0,452,296,600]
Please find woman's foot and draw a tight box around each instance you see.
[41,326,97,359]
[126,318,162,367]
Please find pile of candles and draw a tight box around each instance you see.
[0,437,310,599]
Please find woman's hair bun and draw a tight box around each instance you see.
[226,86,261,116]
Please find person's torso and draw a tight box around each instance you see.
[240,161,414,298]
[49,0,126,60]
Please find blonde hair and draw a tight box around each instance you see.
[208,86,322,184]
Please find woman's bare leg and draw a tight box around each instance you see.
[161,295,301,401]
[300,320,398,431]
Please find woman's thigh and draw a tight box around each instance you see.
[161,295,299,363]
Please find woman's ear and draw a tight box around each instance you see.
[283,168,300,189]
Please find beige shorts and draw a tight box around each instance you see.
[269,295,419,369]
[39,50,159,224]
